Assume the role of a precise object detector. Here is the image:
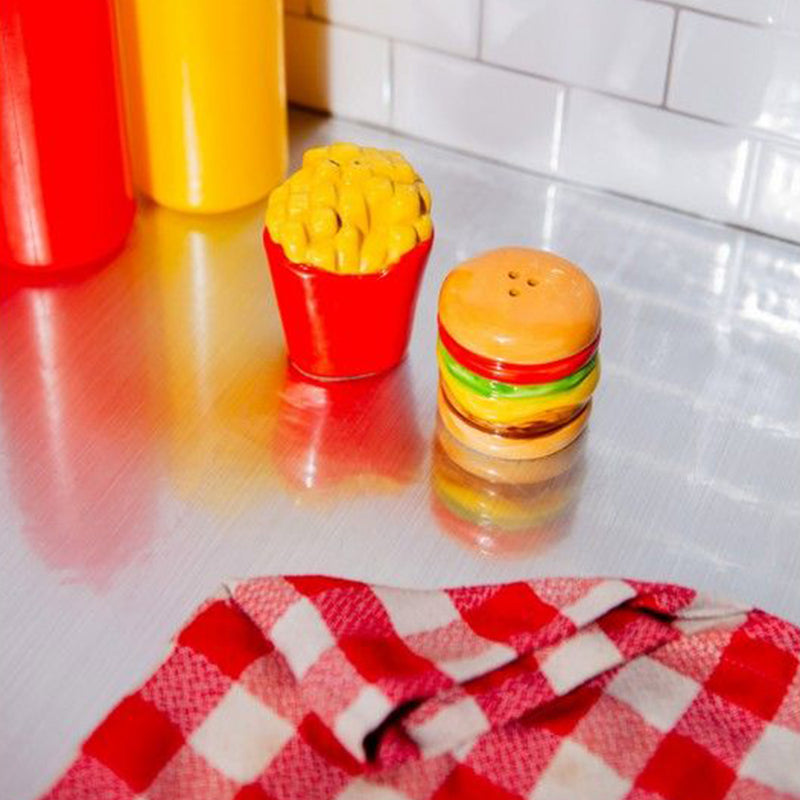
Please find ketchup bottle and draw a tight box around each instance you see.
[0,0,135,276]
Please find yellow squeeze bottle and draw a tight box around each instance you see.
[116,0,287,213]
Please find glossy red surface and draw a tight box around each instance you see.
[264,228,433,379]
[0,0,134,273]
[438,320,600,385]
[0,270,157,591]
[272,364,423,496]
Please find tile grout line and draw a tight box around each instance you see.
[550,87,568,174]
[284,12,800,151]
[476,0,485,59]
[661,7,680,108]
[387,39,396,127]
[644,0,800,37]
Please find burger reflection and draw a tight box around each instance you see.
[431,422,586,558]
[272,363,424,503]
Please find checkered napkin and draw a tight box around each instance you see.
[44,577,800,800]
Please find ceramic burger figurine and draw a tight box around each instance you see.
[264,143,433,379]
[437,248,601,459]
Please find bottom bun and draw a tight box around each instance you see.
[435,419,585,485]
[430,433,586,557]
[438,389,591,460]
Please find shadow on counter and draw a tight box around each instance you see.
[431,421,587,558]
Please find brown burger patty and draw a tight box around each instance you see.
[440,385,589,439]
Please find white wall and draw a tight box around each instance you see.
[283,0,800,243]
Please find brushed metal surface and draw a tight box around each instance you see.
[1,110,799,798]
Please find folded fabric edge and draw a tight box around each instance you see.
[39,575,765,799]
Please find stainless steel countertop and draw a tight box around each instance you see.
[1,110,799,799]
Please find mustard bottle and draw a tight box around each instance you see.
[116,0,287,213]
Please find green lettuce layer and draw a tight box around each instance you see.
[438,340,596,400]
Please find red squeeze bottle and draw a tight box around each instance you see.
[0,0,134,276]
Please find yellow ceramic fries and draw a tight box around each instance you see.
[265,143,432,273]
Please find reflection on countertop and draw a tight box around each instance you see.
[273,364,423,503]
[0,255,159,591]
[431,422,586,558]
[148,203,287,513]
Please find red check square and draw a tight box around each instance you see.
[705,631,798,720]
[179,601,272,680]
[233,785,276,800]
[298,714,361,776]
[83,694,184,792]
[287,576,361,597]
[636,732,735,800]
[340,633,443,685]
[452,583,562,646]
[534,684,604,736]
[431,764,522,800]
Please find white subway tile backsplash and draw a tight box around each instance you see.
[393,44,564,173]
[669,13,800,141]
[284,16,391,126]
[783,3,800,32]
[561,91,753,222]
[747,140,800,240]
[282,0,800,241]
[310,0,480,57]
[481,0,674,103]
[676,0,800,32]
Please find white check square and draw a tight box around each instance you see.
[270,597,334,679]
[336,779,413,800]
[739,723,800,794]
[373,586,460,636]
[530,739,630,800]
[438,642,517,682]
[411,697,489,757]
[541,630,622,695]
[606,656,700,732]
[334,685,393,759]
[190,684,294,783]
[562,581,636,627]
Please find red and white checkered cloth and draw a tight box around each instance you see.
[44,576,800,800]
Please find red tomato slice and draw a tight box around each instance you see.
[438,320,599,385]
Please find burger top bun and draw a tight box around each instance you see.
[438,248,600,365]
